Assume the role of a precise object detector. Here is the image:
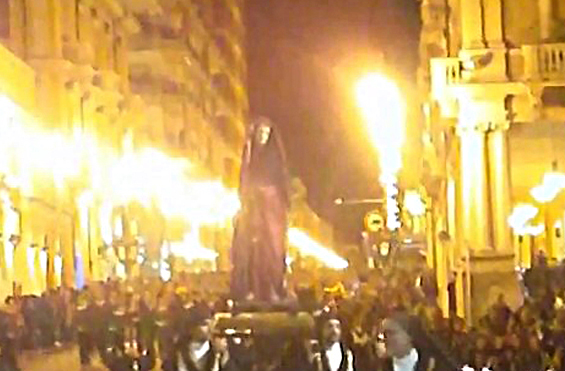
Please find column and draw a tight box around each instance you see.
[435,213,450,317]
[425,199,436,269]
[89,203,102,281]
[74,202,89,286]
[539,0,552,40]
[60,0,78,44]
[0,203,9,299]
[446,175,459,267]
[16,198,33,294]
[45,230,57,289]
[515,234,532,268]
[482,0,505,47]
[9,0,27,57]
[458,126,490,250]
[460,0,485,49]
[487,124,512,253]
[456,120,522,321]
[544,207,558,260]
[24,0,63,59]
[60,213,75,288]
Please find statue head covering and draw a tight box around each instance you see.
[239,116,289,204]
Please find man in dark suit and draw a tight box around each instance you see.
[162,304,238,371]
[381,310,461,371]
[310,309,355,371]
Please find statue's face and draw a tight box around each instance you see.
[256,124,271,145]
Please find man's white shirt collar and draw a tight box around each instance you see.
[325,342,343,371]
[393,348,418,371]
[190,341,211,361]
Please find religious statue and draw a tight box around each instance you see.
[230,117,290,302]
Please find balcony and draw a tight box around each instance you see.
[523,43,565,83]
[430,44,565,97]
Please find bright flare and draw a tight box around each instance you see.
[288,228,348,270]
[355,74,405,231]
[355,73,405,176]
[530,172,565,203]
[169,226,218,262]
[0,95,240,233]
[508,203,544,236]
[404,190,426,216]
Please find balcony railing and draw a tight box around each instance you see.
[523,43,565,82]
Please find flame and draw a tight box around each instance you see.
[288,228,348,270]
[0,95,240,236]
[355,73,405,176]
[169,225,218,262]
[355,74,405,231]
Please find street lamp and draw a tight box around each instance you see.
[355,73,405,231]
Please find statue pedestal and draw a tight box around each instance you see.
[456,251,523,325]
[215,310,314,336]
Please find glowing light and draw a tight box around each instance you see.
[160,263,171,281]
[355,73,405,176]
[113,216,123,239]
[169,225,218,262]
[0,95,242,261]
[531,172,565,203]
[288,228,348,270]
[285,256,293,266]
[508,204,544,236]
[27,246,35,276]
[77,191,93,234]
[404,191,426,216]
[355,74,405,231]
[508,204,538,227]
[39,250,48,273]
[116,262,126,279]
[99,202,114,246]
[54,255,62,277]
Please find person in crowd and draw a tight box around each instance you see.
[0,296,21,371]
[310,309,355,371]
[7,262,565,371]
[381,310,460,371]
[162,303,237,371]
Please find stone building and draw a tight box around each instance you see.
[420,0,565,321]
[0,0,246,298]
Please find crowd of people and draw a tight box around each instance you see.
[1,261,565,371]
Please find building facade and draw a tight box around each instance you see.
[0,0,246,299]
[420,0,565,321]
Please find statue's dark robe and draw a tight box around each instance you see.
[231,126,289,302]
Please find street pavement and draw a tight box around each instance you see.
[18,346,107,371]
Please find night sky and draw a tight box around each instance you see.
[245,0,421,242]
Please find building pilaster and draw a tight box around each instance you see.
[482,0,505,48]
[458,124,491,250]
[460,0,485,49]
[487,122,513,254]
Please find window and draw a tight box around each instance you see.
[0,0,10,39]
[542,87,565,107]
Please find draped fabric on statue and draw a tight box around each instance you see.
[230,118,289,302]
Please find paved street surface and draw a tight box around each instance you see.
[19,346,107,371]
